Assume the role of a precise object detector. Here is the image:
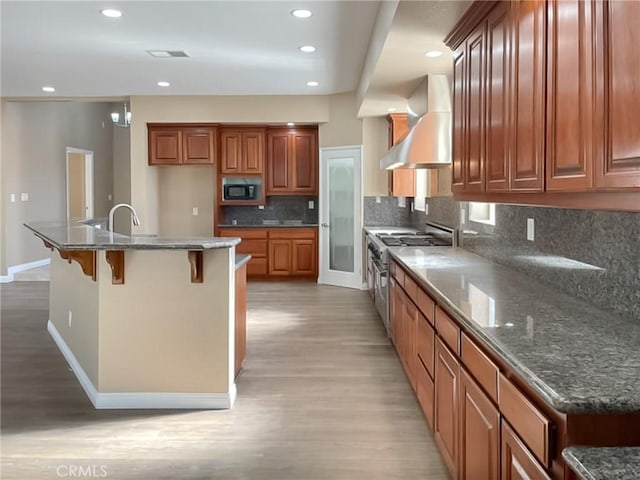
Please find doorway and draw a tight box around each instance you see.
[318,146,363,289]
[66,147,94,220]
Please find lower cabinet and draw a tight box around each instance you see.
[268,240,291,275]
[501,421,551,480]
[434,337,460,479]
[460,368,500,480]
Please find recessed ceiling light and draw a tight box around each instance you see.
[287,122,295,126]
[424,50,443,58]
[42,86,55,92]
[291,9,312,18]
[157,81,170,87]
[100,9,122,18]
[387,108,397,112]
[306,81,319,87]
[299,45,316,53]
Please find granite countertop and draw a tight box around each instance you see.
[25,221,240,251]
[563,447,640,480]
[389,247,640,414]
[218,223,318,228]
[235,254,251,269]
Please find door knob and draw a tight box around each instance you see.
[321,223,330,228]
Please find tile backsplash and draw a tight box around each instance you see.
[365,195,640,321]
[221,196,318,225]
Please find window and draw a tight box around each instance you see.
[468,202,496,226]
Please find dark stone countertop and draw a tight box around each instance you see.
[218,223,318,228]
[389,247,640,414]
[563,447,640,480]
[25,221,240,251]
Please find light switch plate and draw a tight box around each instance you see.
[192,207,199,216]
[461,209,466,225]
[527,218,535,241]
[10,194,15,203]
[108,193,112,201]
[398,197,406,208]
[21,193,29,201]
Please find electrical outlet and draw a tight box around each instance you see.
[460,209,466,225]
[10,194,15,203]
[68,310,73,328]
[258,205,265,210]
[108,193,112,201]
[308,200,314,209]
[527,218,535,241]
[398,197,406,208]
[192,207,199,216]
[425,204,429,215]
[21,193,29,201]
[375,196,381,204]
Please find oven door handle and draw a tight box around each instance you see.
[372,259,386,273]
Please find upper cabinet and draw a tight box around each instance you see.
[220,128,265,175]
[445,0,640,210]
[148,124,216,166]
[266,127,318,195]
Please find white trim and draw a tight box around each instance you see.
[320,144,363,151]
[47,320,234,410]
[0,258,50,283]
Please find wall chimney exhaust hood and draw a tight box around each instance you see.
[380,74,452,170]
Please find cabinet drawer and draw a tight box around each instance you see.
[461,333,499,403]
[499,374,552,467]
[417,289,436,326]
[236,239,267,257]
[219,228,268,239]
[501,420,551,480]
[417,312,435,378]
[416,356,435,431]
[435,307,461,355]
[268,228,316,239]
[404,275,418,303]
[246,257,268,277]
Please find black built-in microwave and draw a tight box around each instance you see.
[224,184,257,200]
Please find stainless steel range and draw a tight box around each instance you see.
[366,221,457,337]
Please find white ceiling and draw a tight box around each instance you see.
[1,0,470,117]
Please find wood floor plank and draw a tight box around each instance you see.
[0,281,449,479]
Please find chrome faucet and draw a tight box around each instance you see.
[108,203,141,232]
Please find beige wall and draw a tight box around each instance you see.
[129,95,334,235]
[362,116,390,196]
[112,113,132,235]
[318,92,363,148]
[0,101,114,274]
[158,166,215,237]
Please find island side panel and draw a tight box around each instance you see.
[49,251,100,387]
[97,248,235,394]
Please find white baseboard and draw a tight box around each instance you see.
[0,258,50,283]
[47,320,235,410]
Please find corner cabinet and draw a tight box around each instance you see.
[445,0,640,210]
[148,124,216,166]
[266,127,318,195]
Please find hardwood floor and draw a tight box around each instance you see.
[1,281,449,479]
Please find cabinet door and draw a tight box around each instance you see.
[434,337,460,479]
[268,240,291,275]
[546,0,596,191]
[501,421,551,480]
[466,23,487,193]
[292,131,318,194]
[149,127,182,165]
[390,170,416,197]
[486,2,511,192]
[242,130,264,174]
[452,48,466,192]
[594,0,640,189]
[460,369,500,480]
[511,0,545,192]
[221,130,242,173]
[183,127,215,165]
[291,239,316,276]
[267,131,290,194]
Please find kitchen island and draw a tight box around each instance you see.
[25,221,242,410]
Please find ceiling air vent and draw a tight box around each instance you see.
[147,50,190,58]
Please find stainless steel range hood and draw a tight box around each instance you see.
[380,75,452,170]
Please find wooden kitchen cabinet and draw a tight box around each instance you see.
[501,421,551,480]
[466,22,487,193]
[451,47,467,192]
[148,124,216,166]
[434,337,460,479]
[220,128,265,174]
[268,240,291,275]
[266,127,318,195]
[459,368,500,480]
[291,239,316,275]
[217,228,268,277]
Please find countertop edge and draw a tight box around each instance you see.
[562,449,597,480]
[235,254,251,270]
